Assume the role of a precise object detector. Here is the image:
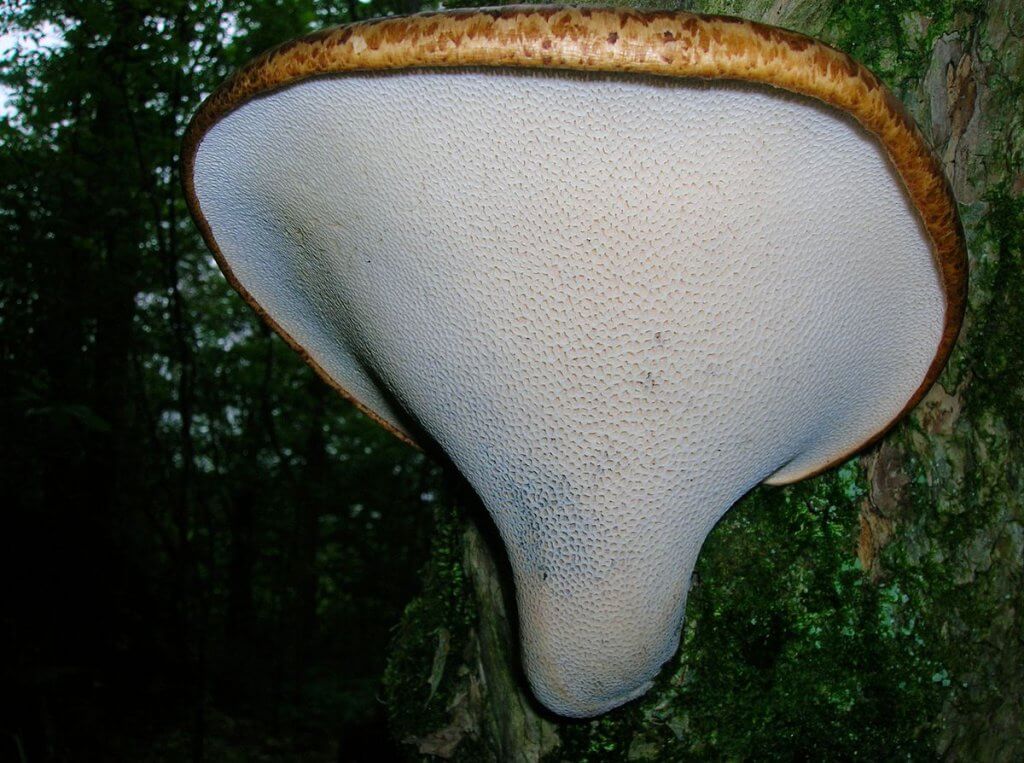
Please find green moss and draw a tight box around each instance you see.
[961,185,1024,424]
[855,43,1024,750]
[382,495,477,748]
[668,471,942,758]
[827,0,957,90]
[888,175,1024,755]
[545,708,643,763]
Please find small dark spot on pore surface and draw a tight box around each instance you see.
[607,32,618,44]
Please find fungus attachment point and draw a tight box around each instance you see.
[184,8,966,718]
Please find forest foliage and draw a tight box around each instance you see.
[1,1,442,759]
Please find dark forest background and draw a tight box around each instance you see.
[1,1,447,760]
[2,1,1021,762]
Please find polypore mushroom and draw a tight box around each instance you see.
[183,7,967,718]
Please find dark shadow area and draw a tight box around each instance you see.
[0,1,445,760]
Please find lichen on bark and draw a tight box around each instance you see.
[384,0,1023,759]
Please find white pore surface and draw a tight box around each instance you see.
[194,69,944,717]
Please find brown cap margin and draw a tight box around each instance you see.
[181,5,968,476]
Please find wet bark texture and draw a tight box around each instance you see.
[383,0,1023,759]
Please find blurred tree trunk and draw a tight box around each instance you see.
[384,0,1022,760]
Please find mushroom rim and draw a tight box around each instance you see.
[181,4,968,480]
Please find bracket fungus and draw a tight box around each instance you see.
[184,6,967,718]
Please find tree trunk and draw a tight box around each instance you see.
[384,1,1023,759]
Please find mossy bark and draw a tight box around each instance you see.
[383,0,1023,759]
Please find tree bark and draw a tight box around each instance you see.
[384,1,1023,759]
